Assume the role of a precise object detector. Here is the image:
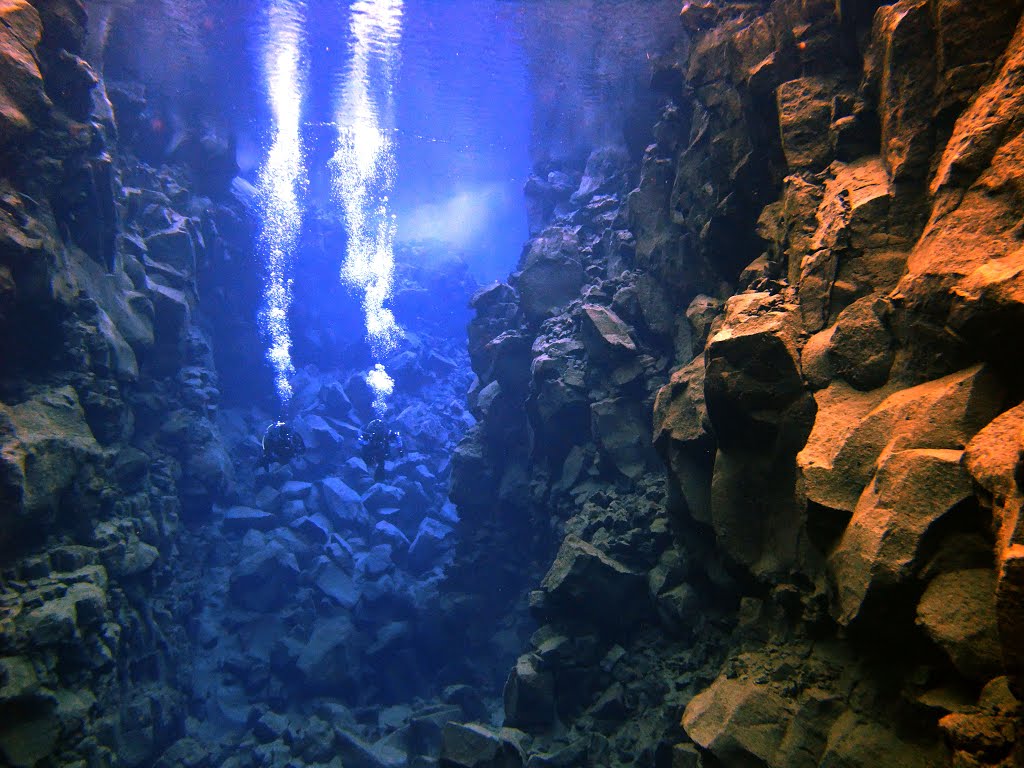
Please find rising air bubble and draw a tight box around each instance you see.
[257,0,307,408]
[331,0,404,412]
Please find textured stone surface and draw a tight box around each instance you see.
[917,569,1002,682]
[682,676,790,766]
[0,1,46,142]
[830,448,973,625]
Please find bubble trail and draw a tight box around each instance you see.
[257,0,308,408]
[331,0,404,415]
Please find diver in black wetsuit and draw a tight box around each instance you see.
[359,419,404,481]
[259,421,306,468]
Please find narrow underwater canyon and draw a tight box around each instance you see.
[1,1,1024,767]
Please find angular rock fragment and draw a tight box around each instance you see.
[589,397,654,480]
[829,448,973,625]
[963,403,1024,688]
[868,0,936,181]
[0,1,47,143]
[916,569,1002,681]
[539,536,648,629]
[704,292,814,453]
[581,304,636,359]
[827,295,894,391]
[517,228,585,325]
[682,676,790,766]
[776,77,835,172]
[439,722,527,768]
[503,654,556,730]
[819,711,945,768]
[0,386,101,528]
[229,544,300,611]
[799,365,1005,514]
[408,517,454,572]
[320,476,371,530]
[296,616,357,689]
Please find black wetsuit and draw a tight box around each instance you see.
[260,421,306,468]
[359,419,403,481]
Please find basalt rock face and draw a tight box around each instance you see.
[445,147,736,766]
[0,2,234,765]
[450,1,1024,766]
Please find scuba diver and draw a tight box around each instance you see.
[359,419,404,481]
[259,421,306,468]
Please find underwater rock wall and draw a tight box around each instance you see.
[448,0,1024,766]
[0,1,234,764]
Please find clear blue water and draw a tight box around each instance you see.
[95,0,679,281]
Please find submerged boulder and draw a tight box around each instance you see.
[682,676,790,767]
[829,448,973,625]
[581,304,636,360]
[539,536,648,629]
[0,387,101,533]
[0,1,47,143]
[229,544,300,611]
[517,227,585,325]
[439,723,527,768]
[916,568,1002,682]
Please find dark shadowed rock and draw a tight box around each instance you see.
[503,654,556,731]
[229,544,300,611]
[581,304,636,360]
[704,292,815,453]
[590,397,654,480]
[408,517,454,572]
[828,296,894,391]
[539,536,648,628]
[0,386,101,526]
[917,568,1002,682]
[776,77,835,172]
[867,0,936,181]
[517,228,585,325]
[440,723,527,768]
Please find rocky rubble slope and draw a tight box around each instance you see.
[442,1,1024,766]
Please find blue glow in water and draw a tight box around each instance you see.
[257,0,308,408]
[330,0,404,414]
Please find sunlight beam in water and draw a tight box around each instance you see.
[331,0,404,415]
[257,0,307,408]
